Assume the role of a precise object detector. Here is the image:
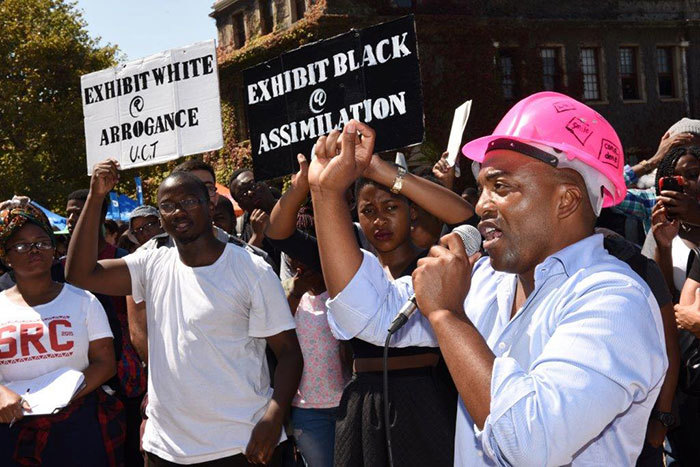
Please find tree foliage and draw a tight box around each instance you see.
[0,0,119,210]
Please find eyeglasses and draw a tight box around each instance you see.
[130,220,160,235]
[158,198,204,214]
[7,241,54,254]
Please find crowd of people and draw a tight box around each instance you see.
[1,91,700,466]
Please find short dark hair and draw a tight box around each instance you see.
[104,219,119,236]
[229,168,253,188]
[172,159,216,182]
[67,189,89,202]
[215,196,235,218]
[159,171,210,203]
[68,189,109,218]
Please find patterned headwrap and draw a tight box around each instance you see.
[0,197,55,258]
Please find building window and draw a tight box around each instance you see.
[233,13,246,48]
[291,0,306,22]
[392,0,417,7]
[260,0,274,34]
[657,47,676,98]
[219,15,233,47]
[540,47,564,92]
[580,48,602,101]
[498,49,518,100]
[619,47,641,100]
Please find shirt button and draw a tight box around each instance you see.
[498,342,507,351]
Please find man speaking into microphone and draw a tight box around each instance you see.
[309,92,667,466]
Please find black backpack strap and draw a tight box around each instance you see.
[686,247,700,278]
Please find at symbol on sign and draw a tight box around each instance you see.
[309,89,327,114]
[129,96,145,118]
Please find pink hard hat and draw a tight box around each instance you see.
[462,92,626,207]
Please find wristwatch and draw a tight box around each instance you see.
[651,409,676,427]
[391,166,407,194]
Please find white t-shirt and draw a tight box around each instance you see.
[124,243,296,464]
[671,235,694,291]
[0,284,112,383]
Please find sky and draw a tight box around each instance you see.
[74,0,219,61]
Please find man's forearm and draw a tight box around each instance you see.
[126,296,148,364]
[655,303,679,412]
[428,309,494,428]
[310,188,363,297]
[267,186,308,240]
[655,245,676,296]
[266,351,303,422]
[65,193,104,287]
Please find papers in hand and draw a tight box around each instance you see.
[5,368,85,416]
[446,100,472,177]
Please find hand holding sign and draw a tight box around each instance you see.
[308,120,376,194]
[90,159,120,198]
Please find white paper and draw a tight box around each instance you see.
[394,152,408,170]
[81,40,223,174]
[6,368,85,416]
[446,100,472,177]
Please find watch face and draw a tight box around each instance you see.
[659,413,676,427]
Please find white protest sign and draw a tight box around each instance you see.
[81,40,223,174]
[446,100,472,177]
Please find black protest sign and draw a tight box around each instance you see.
[244,15,424,181]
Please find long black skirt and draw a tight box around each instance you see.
[334,363,457,467]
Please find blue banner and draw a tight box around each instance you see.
[31,201,67,231]
[108,192,120,220]
[106,193,140,222]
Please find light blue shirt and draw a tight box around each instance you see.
[326,234,667,466]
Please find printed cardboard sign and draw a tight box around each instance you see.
[81,40,223,174]
[244,15,424,180]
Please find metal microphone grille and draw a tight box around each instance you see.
[451,224,482,256]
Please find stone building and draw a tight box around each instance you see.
[209,0,700,181]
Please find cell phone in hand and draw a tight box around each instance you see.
[658,175,685,193]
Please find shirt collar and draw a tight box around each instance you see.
[535,233,605,280]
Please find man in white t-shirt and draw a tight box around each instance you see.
[65,160,303,466]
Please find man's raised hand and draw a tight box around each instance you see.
[308,120,376,194]
[90,159,120,197]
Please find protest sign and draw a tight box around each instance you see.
[81,40,223,174]
[244,15,424,180]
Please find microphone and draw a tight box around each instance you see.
[387,224,482,335]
